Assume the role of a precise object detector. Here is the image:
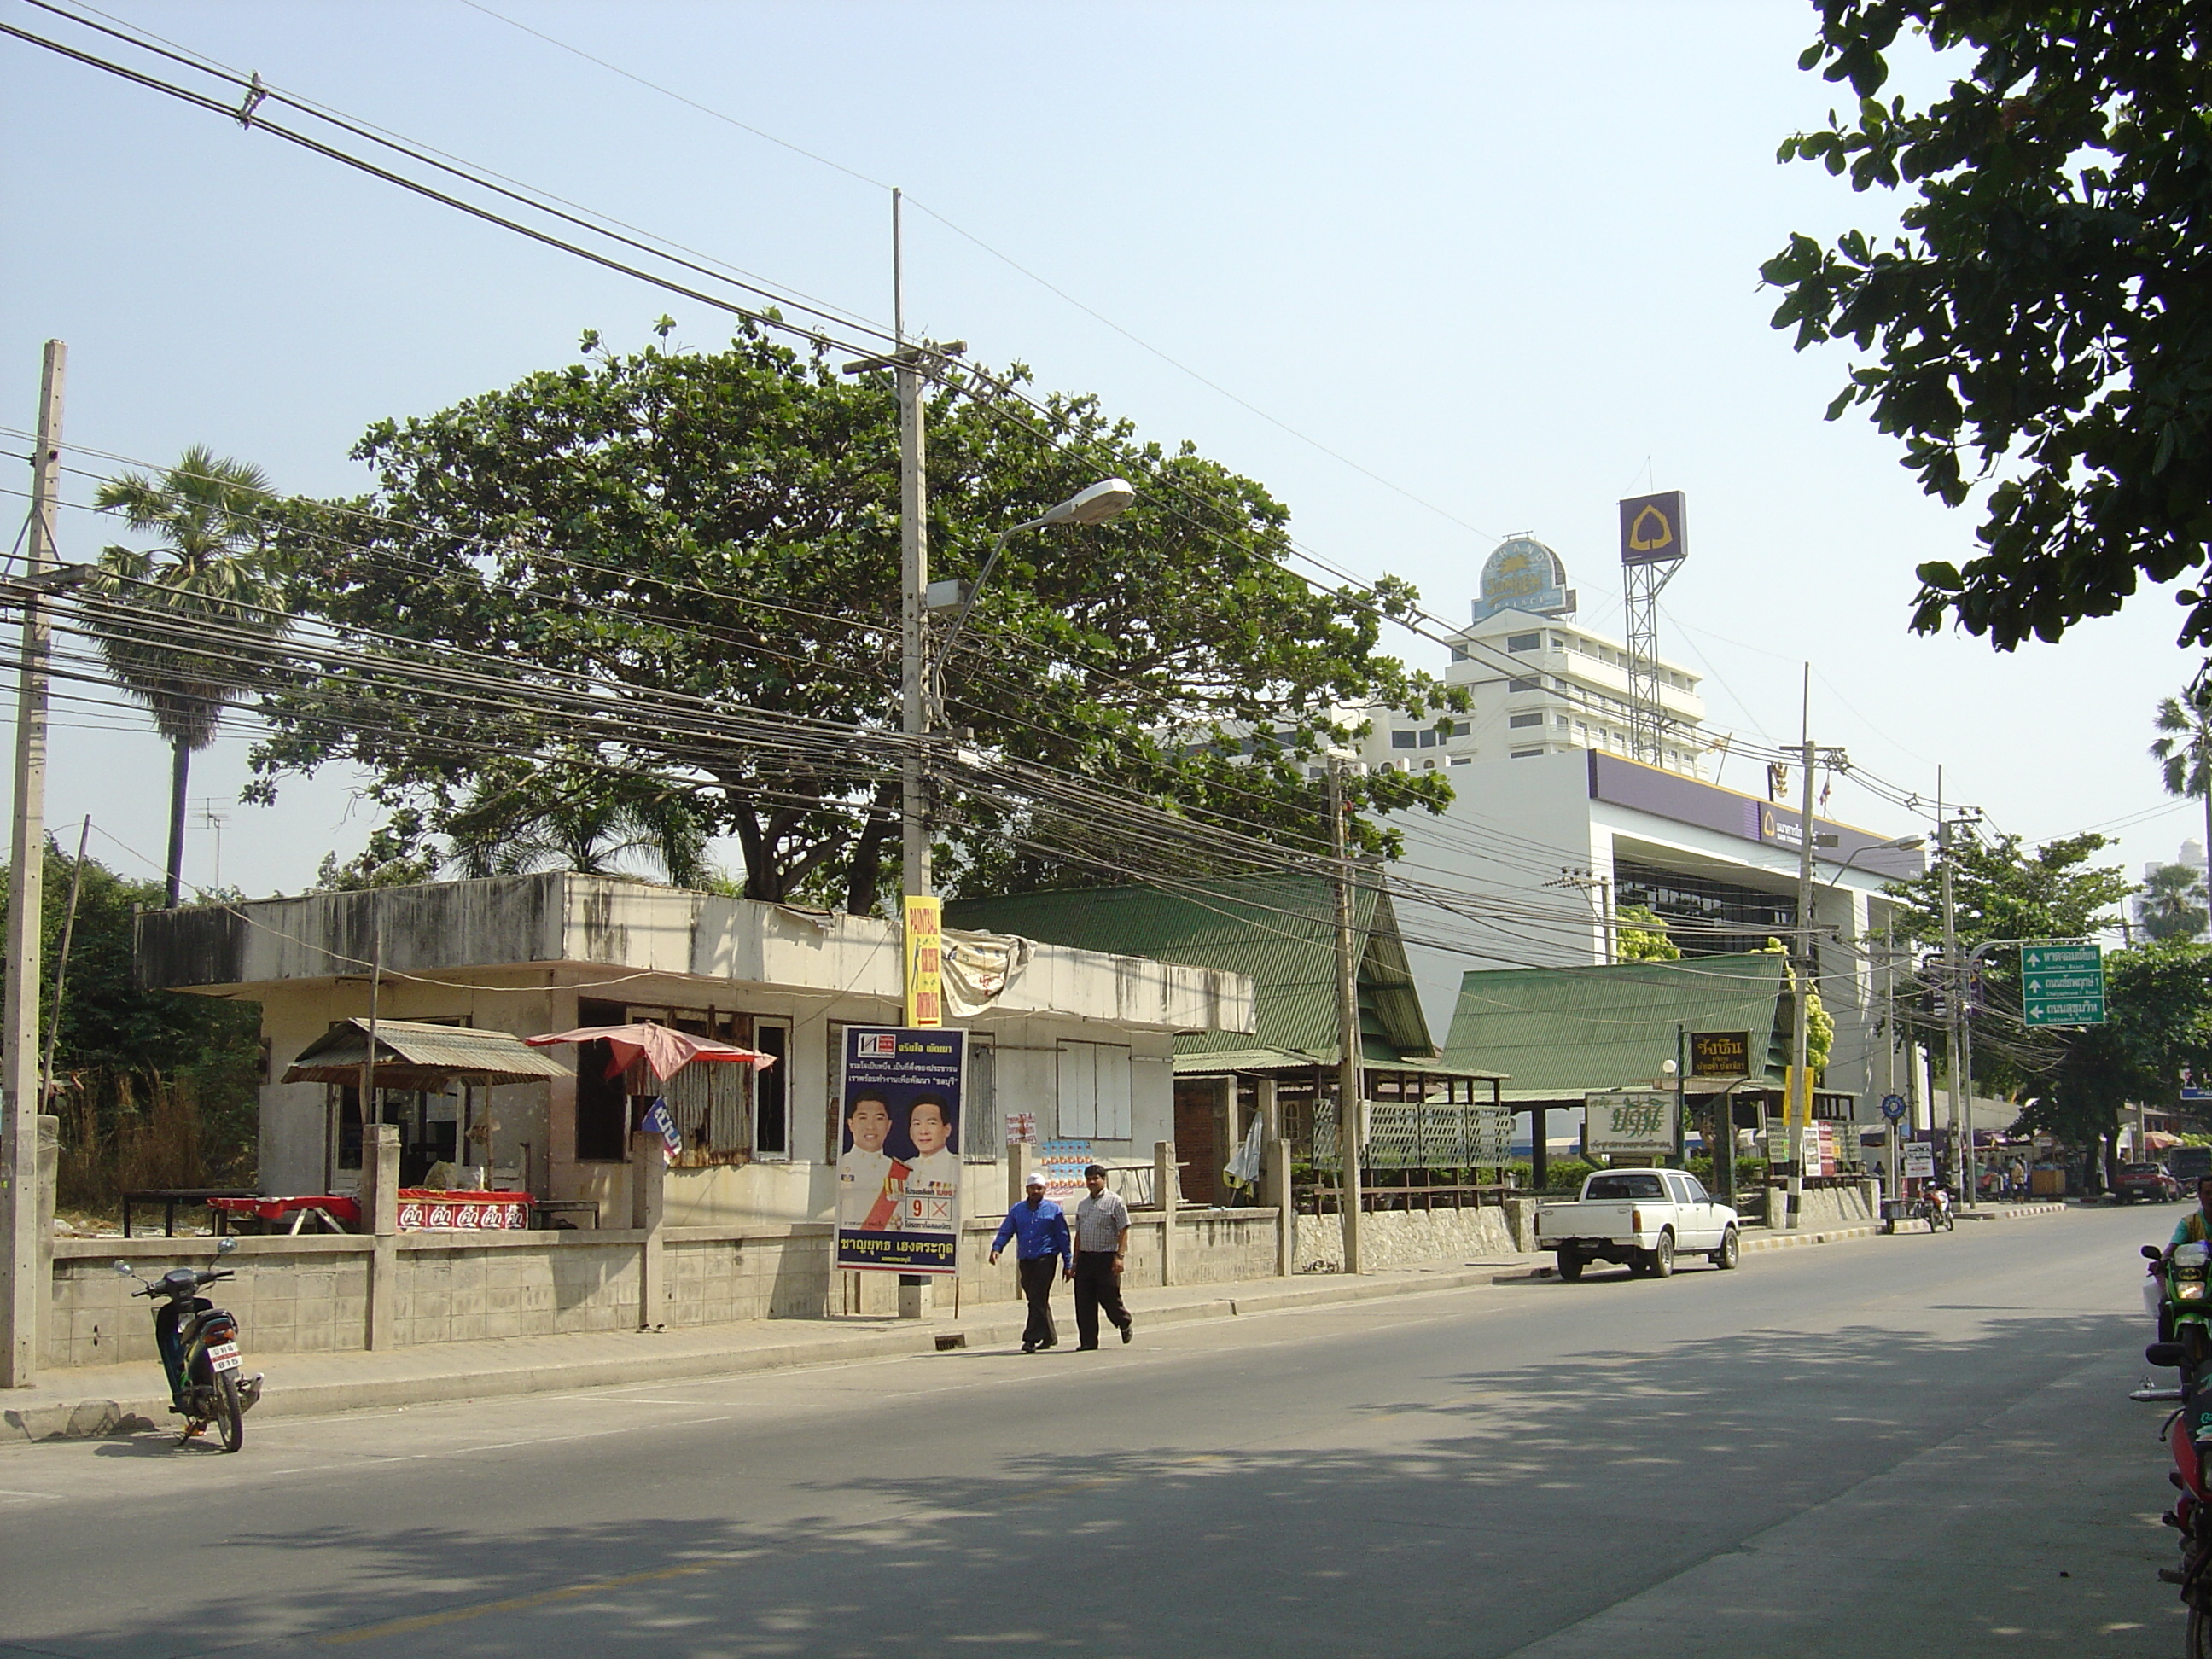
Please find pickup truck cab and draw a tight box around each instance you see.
[1535,1167,1739,1281]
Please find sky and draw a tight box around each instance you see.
[0,0,2201,917]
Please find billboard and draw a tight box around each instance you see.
[904,895,944,1027]
[1585,1090,1678,1159]
[1619,492,1688,566]
[835,1026,965,1275]
[1691,1030,1750,1078]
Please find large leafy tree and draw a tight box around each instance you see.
[1762,1,2212,649]
[1882,830,2133,1095]
[254,327,1458,911]
[87,446,287,906]
[2138,862,2209,943]
[2024,940,2212,1173]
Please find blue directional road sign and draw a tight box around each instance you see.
[1880,1093,1908,1123]
[2022,942,2105,1027]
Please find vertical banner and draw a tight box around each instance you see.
[835,1026,963,1275]
[904,895,943,1027]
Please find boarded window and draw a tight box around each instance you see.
[1057,1041,1131,1140]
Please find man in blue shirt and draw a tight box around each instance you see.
[991,1170,1072,1353]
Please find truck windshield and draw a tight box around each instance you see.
[1585,1173,1665,1200]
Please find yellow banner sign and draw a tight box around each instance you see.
[904,895,943,1027]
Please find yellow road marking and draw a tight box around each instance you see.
[317,1562,712,1645]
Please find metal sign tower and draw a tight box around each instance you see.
[1618,491,1688,765]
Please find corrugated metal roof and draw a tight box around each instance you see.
[1441,952,1790,1103]
[947,872,1438,1068]
[282,1018,575,1086]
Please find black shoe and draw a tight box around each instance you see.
[1022,1342,1037,1354]
[1040,1339,1057,1349]
[1077,1342,1099,1350]
[1121,1319,1134,1344]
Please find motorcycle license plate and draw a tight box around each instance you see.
[207,1342,242,1373]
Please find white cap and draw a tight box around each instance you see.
[1023,1170,1047,1188]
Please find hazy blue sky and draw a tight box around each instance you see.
[1,1,2194,912]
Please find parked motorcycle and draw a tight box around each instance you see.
[2139,1243,2212,1651]
[114,1236,262,1452]
[1912,1187,1955,1232]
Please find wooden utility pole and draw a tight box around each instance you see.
[1330,757,1363,1275]
[3,341,66,1388]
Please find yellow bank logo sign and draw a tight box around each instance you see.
[1618,491,1688,568]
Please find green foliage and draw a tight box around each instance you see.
[2023,940,2212,1150]
[1615,903,1681,963]
[3,845,263,1202]
[2139,862,2209,943]
[1763,2,2212,649]
[445,768,711,888]
[253,326,1460,912]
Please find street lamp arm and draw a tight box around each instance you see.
[939,516,1051,667]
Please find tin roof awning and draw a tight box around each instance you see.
[281,1019,575,1088]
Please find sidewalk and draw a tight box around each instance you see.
[2,1254,1522,1446]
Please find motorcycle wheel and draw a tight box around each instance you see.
[213,1373,244,1453]
[2189,1604,2212,1659]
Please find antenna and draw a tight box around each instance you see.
[195,797,228,889]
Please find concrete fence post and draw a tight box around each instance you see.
[1262,1136,1292,1278]
[1007,1141,1035,1209]
[1155,1139,1178,1286]
[632,1132,667,1330]
[34,1115,55,1365]
[363,1123,400,1350]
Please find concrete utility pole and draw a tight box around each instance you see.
[1330,756,1364,1275]
[894,189,931,907]
[1939,768,1962,1195]
[1788,669,1816,1232]
[3,340,65,1388]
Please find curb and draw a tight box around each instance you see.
[3,1264,1516,1446]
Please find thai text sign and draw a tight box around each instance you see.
[1585,1090,1678,1158]
[904,896,944,1027]
[1691,1030,1751,1078]
[2023,942,2104,1027]
[836,1027,964,1275]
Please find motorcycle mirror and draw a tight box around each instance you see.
[112,1260,132,1277]
[216,1236,238,1255]
[2146,1245,2167,1260]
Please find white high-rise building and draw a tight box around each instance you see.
[1351,536,1710,780]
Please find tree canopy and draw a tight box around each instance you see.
[1763,1,2212,649]
[255,326,1458,911]
[2138,862,2209,943]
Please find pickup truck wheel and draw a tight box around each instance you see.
[1711,1226,1739,1270]
[1556,1249,1584,1282]
[1647,1232,1675,1279]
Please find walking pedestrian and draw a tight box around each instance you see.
[989,1170,1070,1353]
[1071,1163,1133,1350]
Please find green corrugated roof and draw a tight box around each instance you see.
[1441,952,1790,1102]
[947,872,1437,1068]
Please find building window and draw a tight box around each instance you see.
[1450,644,1468,661]
[1057,1041,1132,1140]
[1508,676,1538,692]
[1509,712,1544,729]
[1418,727,1439,748]
[1391,730,1417,749]
[1450,754,1473,765]
[1554,714,1569,727]
[752,1019,791,1159]
[1506,632,1541,653]
[1511,748,1543,759]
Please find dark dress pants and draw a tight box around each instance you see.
[1074,1250,1131,1348]
[1017,1254,1059,1348]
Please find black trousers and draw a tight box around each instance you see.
[1074,1250,1131,1348]
[1017,1255,1060,1348]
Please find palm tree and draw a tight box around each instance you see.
[2152,684,2212,904]
[86,446,285,906]
[2137,863,2209,943]
[445,771,712,889]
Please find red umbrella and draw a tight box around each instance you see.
[526,1023,777,1082]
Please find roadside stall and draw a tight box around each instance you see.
[522,1022,777,1161]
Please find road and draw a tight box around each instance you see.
[0,1204,2189,1658]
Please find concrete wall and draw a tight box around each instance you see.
[1294,1204,1521,1272]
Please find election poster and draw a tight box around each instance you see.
[836,1027,965,1275]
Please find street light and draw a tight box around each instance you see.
[934,477,1136,668]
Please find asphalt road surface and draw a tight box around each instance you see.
[0,1205,2191,1658]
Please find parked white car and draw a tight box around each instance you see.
[1534,1167,1740,1280]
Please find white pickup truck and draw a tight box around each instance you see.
[1535,1167,1740,1280]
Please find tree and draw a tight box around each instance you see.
[1615,904,1680,963]
[2022,940,2212,1174]
[2138,862,2209,943]
[2153,684,2212,879]
[1881,830,2132,1096]
[87,446,287,905]
[254,327,1460,911]
[1761,2,2212,650]
[445,766,711,888]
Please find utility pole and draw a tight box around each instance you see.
[1939,768,1963,1198]
[894,189,931,907]
[1787,668,1815,1232]
[3,340,66,1388]
[1330,756,1364,1275]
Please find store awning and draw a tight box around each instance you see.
[282,1019,576,1089]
